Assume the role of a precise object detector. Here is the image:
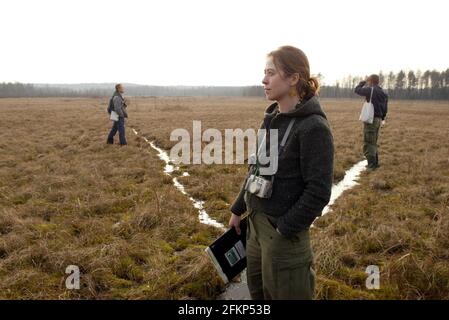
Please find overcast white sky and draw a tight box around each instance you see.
[1,0,447,86]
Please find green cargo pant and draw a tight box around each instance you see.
[363,117,381,166]
[245,208,315,300]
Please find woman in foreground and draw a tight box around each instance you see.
[229,45,334,300]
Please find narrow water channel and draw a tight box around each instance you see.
[132,128,367,300]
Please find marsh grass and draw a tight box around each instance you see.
[0,98,223,299]
[130,97,449,299]
[0,97,448,299]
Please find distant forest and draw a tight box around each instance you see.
[1,69,448,100]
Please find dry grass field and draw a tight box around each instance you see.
[0,98,224,299]
[0,97,448,299]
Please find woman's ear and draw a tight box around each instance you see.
[290,73,300,86]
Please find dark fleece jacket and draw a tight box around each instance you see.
[230,96,334,238]
[354,81,388,120]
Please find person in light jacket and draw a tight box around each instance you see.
[107,83,128,146]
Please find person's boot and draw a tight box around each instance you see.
[366,156,377,170]
[374,152,380,169]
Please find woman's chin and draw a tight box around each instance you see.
[265,92,277,101]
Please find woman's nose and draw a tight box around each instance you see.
[262,76,268,85]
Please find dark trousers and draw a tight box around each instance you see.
[363,117,381,166]
[107,117,127,145]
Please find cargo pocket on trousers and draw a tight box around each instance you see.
[271,229,314,297]
[274,260,314,300]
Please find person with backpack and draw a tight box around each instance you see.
[228,46,334,300]
[107,83,128,146]
[354,75,388,169]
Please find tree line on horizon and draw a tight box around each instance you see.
[325,68,449,100]
[1,69,448,100]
